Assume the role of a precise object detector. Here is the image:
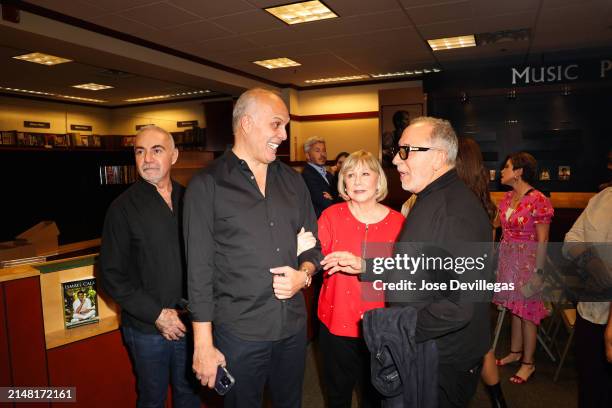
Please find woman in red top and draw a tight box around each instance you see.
[318,150,404,408]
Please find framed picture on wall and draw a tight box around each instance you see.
[380,104,423,167]
[558,165,571,180]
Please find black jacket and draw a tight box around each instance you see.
[301,163,337,218]
[363,307,438,408]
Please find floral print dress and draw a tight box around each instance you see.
[493,189,554,325]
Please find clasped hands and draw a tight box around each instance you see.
[320,251,364,276]
[155,308,186,341]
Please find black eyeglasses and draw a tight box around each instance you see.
[392,145,440,160]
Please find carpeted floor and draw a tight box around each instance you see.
[299,308,579,408]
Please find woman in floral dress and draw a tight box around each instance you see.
[493,152,554,384]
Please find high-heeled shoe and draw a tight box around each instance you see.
[495,350,522,367]
[509,361,535,384]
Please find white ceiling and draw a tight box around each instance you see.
[1,0,611,106]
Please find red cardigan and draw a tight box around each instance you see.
[317,202,404,337]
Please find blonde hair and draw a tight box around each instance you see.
[337,150,388,202]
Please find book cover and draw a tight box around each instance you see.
[62,278,99,329]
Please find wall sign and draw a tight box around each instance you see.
[24,121,50,129]
[135,124,154,130]
[511,59,612,85]
[70,124,93,131]
[177,120,198,128]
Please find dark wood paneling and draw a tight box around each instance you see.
[5,277,49,408]
[47,330,137,408]
[0,283,12,388]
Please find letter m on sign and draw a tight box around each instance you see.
[512,67,530,85]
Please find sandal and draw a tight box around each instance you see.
[496,350,522,367]
[510,361,535,384]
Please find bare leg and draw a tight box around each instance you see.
[511,319,537,382]
[498,314,523,365]
[481,350,499,385]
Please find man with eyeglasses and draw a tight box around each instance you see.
[389,117,492,407]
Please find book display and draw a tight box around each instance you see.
[61,277,99,329]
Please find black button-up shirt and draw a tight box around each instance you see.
[100,178,186,334]
[184,150,322,341]
[393,169,492,368]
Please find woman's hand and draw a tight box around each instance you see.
[320,251,363,275]
[297,227,316,256]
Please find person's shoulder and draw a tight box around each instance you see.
[321,201,348,217]
[108,181,140,210]
[385,207,405,222]
[277,161,304,180]
[528,189,552,204]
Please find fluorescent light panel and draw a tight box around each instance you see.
[265,1,337,25]
[0,85,106,102]
[125,90,210,102]
[253,58,301,69]
[304,75,369,84]
[427,35,476,51]
[12,52,72,65]
[72,83,114,91]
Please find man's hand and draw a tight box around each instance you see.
[297,227,316,256]
[193,346,226,388]
[323,192,333,201]
[320,251,363,275]
[155,308,186,341]
[270,266,306,299]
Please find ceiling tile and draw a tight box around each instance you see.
[325,0,403,17]
[148,21,233,45]
[27,0,109,19]
[403,1,474,26]
[416,19,476,39]
[177,36,258,57]
[82,0,160,14]
[210,9,286,34]
[89,14,161,36]
[469,0,539,16]
[119,2,201,29]
[170,0,256,19]
[475,11,537,33]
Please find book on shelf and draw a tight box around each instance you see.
[1,130,17,145]
[62,277,100,329]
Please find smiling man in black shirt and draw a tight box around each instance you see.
[391,117,491,408]
[184,88,322,407]
[100,125,200,408]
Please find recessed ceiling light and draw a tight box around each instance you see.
[253,58,301,69]
[57,95,107,103]
[125,90,210,102]
[72,83,114,91]
[0,85,106,102]
[13,52,72,65]
[0,85,54,96]
[370,68,441,78]
[427,35,476,51]
[265,1,338,25]
[304,75,369,84]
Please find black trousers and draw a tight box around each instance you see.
[575,313,612,408]
[214,325,307,408]
[437,362,481,408]
[319,323,381,408]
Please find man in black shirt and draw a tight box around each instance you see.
[391,117,491,407]
[185,88,322,407]
[100,126,200,408]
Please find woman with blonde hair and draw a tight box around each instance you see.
[317,150,404,407]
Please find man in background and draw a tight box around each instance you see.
[100,125,200,408]
[302,136,338,218]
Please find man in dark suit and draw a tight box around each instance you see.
[302,136,338,218]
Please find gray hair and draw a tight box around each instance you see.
[135,125,175,149]
[232,88,281,134]
[303,136,326,153]
[410,116,457,165]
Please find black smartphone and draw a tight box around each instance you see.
[214,365,235,396]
